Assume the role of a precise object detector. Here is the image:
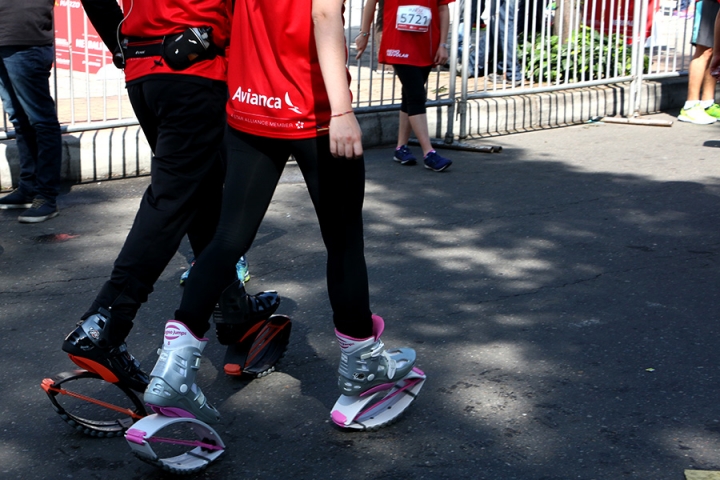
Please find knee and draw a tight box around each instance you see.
[406,104,427,117]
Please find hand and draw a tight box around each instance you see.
[329,113,363,159]
[434,44,449,67]
[112,36,126,69]
[355,33,369,60]
[712,53,720,81]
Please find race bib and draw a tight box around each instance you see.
[395,5,432,33]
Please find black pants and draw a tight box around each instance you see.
[393,64,433,116]
[87,77,227,342]
[177,127,373,339]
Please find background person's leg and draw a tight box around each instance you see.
[0,45,61,204]
[393,64,434,156]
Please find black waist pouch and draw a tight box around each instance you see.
[162,26,216,70]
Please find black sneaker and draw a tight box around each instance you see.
[18,197,59,223]
[0,189,34,209]
[62,312,149,392]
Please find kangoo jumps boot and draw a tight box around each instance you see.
[144,320,220,425]
[62,309,149,392]
[332,315,426,430]
[213,279,280,346]
[214,280,289,378]
[335,314,416,396]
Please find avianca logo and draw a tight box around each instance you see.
[231,86,302,114]
[285,93,302,114]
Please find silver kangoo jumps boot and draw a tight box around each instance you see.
[336,314,416,396]
[144,320,220,425]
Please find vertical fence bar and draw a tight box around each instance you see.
[509,0,520,86]
[473,0,481,89]
[83,15,92,123]
[622,0,631,77]
[527,0,539,88]
[354,0,365,108]
[582,0,589,82]
[575,0,582,80]
[604,0,614,79]
[631,0,649,116]
[445,1,461,143]
[519,0,529,88]
[542,0,551,87]
[66,5,76,125]
[458,0,472,139]
[589,0,598,83]
[502,0,510,86]
[555,0,563,85]
[563,0,576,83]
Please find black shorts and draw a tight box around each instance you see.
[692,0,720,48]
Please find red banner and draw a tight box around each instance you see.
[54,0,112,73]
[589,0,657,43]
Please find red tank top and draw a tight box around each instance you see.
[119,0,230,82]
[225,0,350,139]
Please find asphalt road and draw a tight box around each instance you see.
[1,110,719,480]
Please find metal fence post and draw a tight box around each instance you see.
[629,0,648,116]
[445,2,461,143]
[458,0,472,140]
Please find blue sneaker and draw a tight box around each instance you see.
[179,260,195,285]
[393,145,417,166]
[236,255,250,283]
[423,151,452,172]
[180,256,250,285]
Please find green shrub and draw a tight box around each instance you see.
[520,25,647,83]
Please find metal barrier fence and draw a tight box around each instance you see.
[1,0,691,141]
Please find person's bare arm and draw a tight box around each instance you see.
[434,4,450,66]
[313,0,363,159]
[711,9,720,79]
[355,0,379,59]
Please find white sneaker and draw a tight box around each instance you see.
[678,104,717,124]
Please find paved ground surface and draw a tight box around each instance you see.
[1,110,720,480]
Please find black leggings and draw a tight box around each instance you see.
[393,64,433,117]
[177,127,373,339]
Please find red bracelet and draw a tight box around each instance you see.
[331,110,353,118]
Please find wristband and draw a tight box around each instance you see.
[440,43,449,49]
[359,31,370,37]
[331,110,353,118]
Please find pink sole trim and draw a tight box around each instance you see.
[125,428,147,445]
[331,410,348,426]
[360,382,394,397]
[357,377,423,420]
[148,404,197,419]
